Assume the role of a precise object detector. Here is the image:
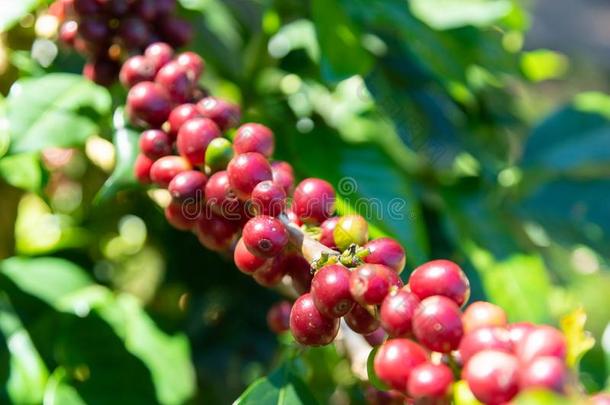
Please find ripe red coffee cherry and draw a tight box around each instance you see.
[380,289,420,337]
[409,259,470,307]
[133,0,157,20]
[196,211,239,252]
[78,17,110,43]
[118,17,151,48]
[285,254,313,294]
[83,59,120,86]
[167,103,201,138]
[519,356,568,393]
[515,325,567,364]
[270,161,294,195]
[144,42,174,73]
[168,170,206,204]
[253,254,289,287]
[120,55,156,88]
[319,217,339,249]
[196,97,241,131]
[407,362,453,400]
[204,170,242,219]
[373,339,428,392]
[311,264,354,318]
[413,296,463,353]
[250,180,286,216]
[161,17,193,48]
[292,178,336,224]
[364,327,387,347]
[242,215,288,258]
[176,118,221,166]
[126,81,172,127]
[344,303,379,335]
[462,301,508,334]
[349,264,403,306]
[507,322,535,346]
[289,293,339,346]
[59,21,78,46]
[233,123,275,157]
[155,61,195,104]
[463,350,519,405]
[134,154,154,184]
[74,0,100,14]
[364,237,406,274]
[165,201,199,231]
[139,129,172,160]
[267,301,291,334]
[149,155,191,187]
[458,326,512,364]
[227,152,273,200]
[233,237,270,274]
[175,51,205,80]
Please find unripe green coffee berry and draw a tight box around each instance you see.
[205,138,234,172]
[333,214,369,251]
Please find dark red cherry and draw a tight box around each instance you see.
[373,338,428,392]
[349,264,403,306]
[176,118,221,166]
[139,129,172,160]
[149,155,191,188]
[409,259,470,307]
[458,326,512,364]
[412,296,463,353]
[250,180,286,216]
[242,215,288,258]
[267,301,291,334]
[519,356,568,393]
[364,237,406,274]
[310,264,354,318]
[196,97,241,131]
[226,152,273,200]
[233,237,270,275]
[344,303,380,335]
[292,178,336,224]
[462,350,519,405]
[233,123,274,157]
[270,161,295,195]
[407,362,453,400]
[380,289,420,337]
[289,293,339,346]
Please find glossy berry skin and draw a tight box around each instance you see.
[168,103,201,138]
[333,214,369,251]
[409,259,470,307]
[463,350,519,405]
[285,254,313,294]
[176,118,221,166]
[507,322,535,347]
[204,170,242,219]
[292,178,336,224]
[373,338,429,392]
[155,61,194,104]
[462,301,508,334]
[515,325,567,364]
[139,129,172,160]
[519,356,567,393]
[270,161,294,195]
[242,215,288,258]
[364,238,406,274]
[165,201,199,231]
[458,326,512,364]
[168,170,207,204]
[363,327,387,347]
[253,254,289,287]
[176,51,205,79]
[149,155,191,188]
[204,138,234,172]
[319,217,339,249]
[380,289,420,337]
[126,82,172,128]
[289,293,339,346]
[196,211,239,252]
[344,303,379,335]
[233,123,275,157]
[407,363,453,400]
[134,154,154,184]
[233,237,270,274]
[250,180,286,216]
[196,97,241,131]
[311,264,354,318]
[144,42,174,73]
[59,21,78,46]
[267,301,291,334]
[413,296,463,353]
[227,152,273,200]
[120,55,156,88]
[349,264,403,306]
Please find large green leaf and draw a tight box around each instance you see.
[6,74,111,154]
[234,364,318,405]
[409,0,512,30]
[521,93,610,176]
[0,0,40,32]
[0,153,46,192]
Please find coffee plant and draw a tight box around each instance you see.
[1,1,610,404]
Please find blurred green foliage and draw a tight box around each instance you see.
[0,0,610,403]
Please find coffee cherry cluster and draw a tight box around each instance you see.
[50,0,191,85]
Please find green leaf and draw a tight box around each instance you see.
[94,108,140,204]
[513,389,575,405]
[560,308,595,370]
[43,368,86,405]
[0,153,46,192]
[268,20,320,62]
[234,364,318,405]
[311,0,374,83]
[409,0,512,30]
[0,295,48,404]
[366,347,388,391]
[521,50,569,82]
[6,73,111,154]
[0,0,40,32]
[521,94,610,175]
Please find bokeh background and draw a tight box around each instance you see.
[1,0,609,403]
